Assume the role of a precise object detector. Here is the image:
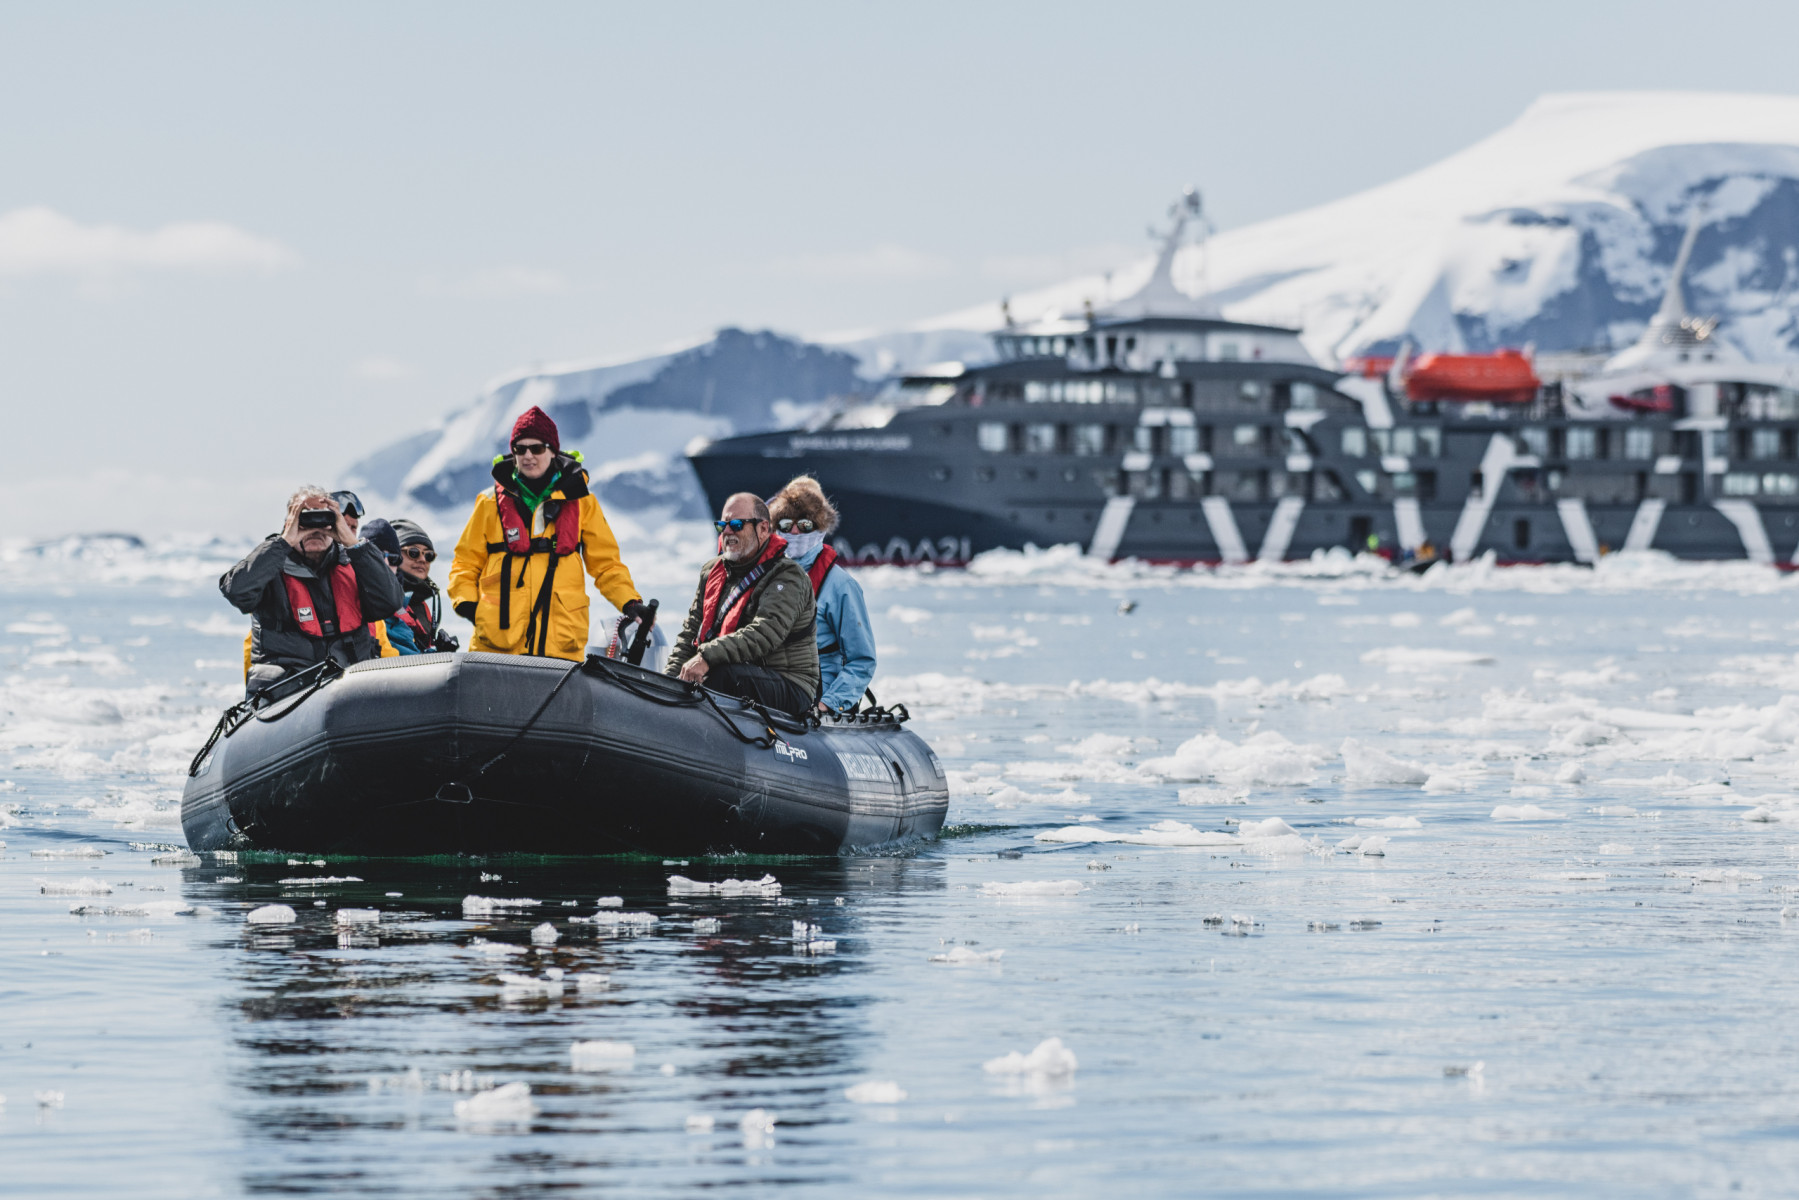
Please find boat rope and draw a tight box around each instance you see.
[580,654,789,748]
[467,656,587,779]
[187,659,343,777]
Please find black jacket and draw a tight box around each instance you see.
[221,536,406,680]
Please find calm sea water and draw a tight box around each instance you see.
[6,543,1799,1198]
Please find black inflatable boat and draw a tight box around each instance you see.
[181,652,948,857]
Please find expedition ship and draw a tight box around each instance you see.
[689,193,1799,565]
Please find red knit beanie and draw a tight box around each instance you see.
[510,406,560,452]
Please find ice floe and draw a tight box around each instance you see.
[334,908,380,926]
[1340,738,1430,785]
[930,946,1004,965]
[1036,817,1310,854]
[983,1037,1078,1078]
[246,904,296,924]
[1491,804,1565,821]
[461,895,542,916]
[571,1041,635,1071]
[454,1082,535,1124]
[979,879,1083,896]
[666,874,781,897]
[845,1080,906,1103]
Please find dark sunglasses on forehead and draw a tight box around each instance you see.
[714,517,766,533]
[402,547,436,562]
[775,518,814,533]
[330,490,364,519]
[511,442,550,456]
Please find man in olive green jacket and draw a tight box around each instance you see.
[666,493,820,715]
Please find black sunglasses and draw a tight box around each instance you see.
[512,442,550,456]
[775,518,814,533]
[714,518,765,533]
[331,490,364,519]
[402,547,436,562]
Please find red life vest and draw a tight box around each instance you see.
[281,565,363,638]
[393,602,429,639]
[492,486,581,556]
[698,534,789,643]
[805,545,838,593]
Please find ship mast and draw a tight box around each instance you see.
[1098,187,1220,320]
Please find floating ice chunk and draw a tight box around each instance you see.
[31,846,106,859]
[151,851,201,867]
[530,922,559,944]
[930,946,1004,965]
[987,785,1091,808]
[1444,1062,1485,1078]
[1422,773,1470,793]
[1355,836,1390,856]
[685,1114,715,1133]
[334,908,381,926]
[246,904,296,925]
[666,874,781,897]
[574,973,610,993]
[573,910,660,929]
[35,1090,64,1108]
[979,880,1083,896]
[982,1037,1077,1078]
[39,877,111,895]
[571,1040,635,1071]
[461,895,541,916]
[479,872,501,882]
[468,937,527,956]
[1352,816,1422,829]
[692,917,721,934]
[1341,738,1430,785]
[845,1080,907,1104]
[1177,786,1249,806]
[741,1107,778,1148]
[659,1063,677,1075]
[1492,804,1564,821]
[454,1082,535,1124]
[498,973,564,1000]
[792,920,821,940]
[1557,763,1588,784]
[1360,646,1495,671]
[1144,730,1327,787]
[595,896,623,907]
[1598,843,1634,854]
[1588,805,1639,817]
[796,938,837,955]
[276,875,362,886]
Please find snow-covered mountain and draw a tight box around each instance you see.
[357,91,1799,516]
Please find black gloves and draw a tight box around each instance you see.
[622,599,653,624]
[454,600,477,623]
[433,630,461,653]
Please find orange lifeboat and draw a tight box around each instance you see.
[1402,349,1539,404]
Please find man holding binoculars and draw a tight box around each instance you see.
[220,486,406,695]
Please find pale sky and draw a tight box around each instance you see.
[7,0,1799,536]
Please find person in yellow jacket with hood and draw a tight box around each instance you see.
[448,406,650,661]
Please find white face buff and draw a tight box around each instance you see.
[783,530,826,559]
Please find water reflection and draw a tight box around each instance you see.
[216,855,944,1195]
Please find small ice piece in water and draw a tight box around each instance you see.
[468,937,527,956]
[1491,804,1564,821]
[480,872,501,882]
[1349,919,1382,930]
[740,1108,777,1147]
[498,973,564,1000]
[335,908,381,926]
[31,846,106,859]
[530,922,559,944]
[312,900,326,907]
[386,891,402,897]
[1355,836,1390,857]
[1557,763,1587,784]
[1444,1061,1486,1078]
[574,972,610,993]
[660,1062,677,1075]
[1588,805,1638,817]
[35,1090,64,1108]
[834,897,845,906]
[685,1114,715,1133]
[461,895,541,916]
[276,875,363,886]
[453,1082,535,1124]
[1340,738,1430,786]
[571,1040,635,1071]
[666,874,781,897]
[1087,860,1111,871]
[151,850,201,867]
[246,904,296,925]
[929,945,1004,965]
[692,917,721,934]
[979,880,1082,897]
[39,877,111,895]
[845,1080,907,1104]
[792,920,821,940]
[982,1037,1077,1078]
[1352,816,1422,829]
[595,896,623,907]
[1308,920,1340,932]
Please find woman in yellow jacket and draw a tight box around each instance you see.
[447,406,649,661]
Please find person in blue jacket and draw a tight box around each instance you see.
[767,475,876,714]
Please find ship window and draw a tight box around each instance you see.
[1513,519,1531,550]
[1341,427,1368,457]
[1723,472,1759,496]
[1745,385,1799,419]
[1217,341,1240,361]
[1290,381,1319,410]
[1391,472,1417,496]
[1127,469,1162,499]
[1623,428,1655,460]
[1566,428,1597,459]
[1765,473,1799,496]
[1023,423,1058,453]
[1071,424,1107,455]
[1356,469,1379,495]
[1217,470,1262,501]
[1239,379,1265,400]
[1105,380,1138,403]
[1390,428,1416,456]
[1105,336,1118,362]
[1169,425,1199,455]
[977,422,1009,453]
[1025,381,1048,402]
[1062,467,1079,482]
[1753,429,1781,460]
[1232,424,1261,450]
[1707,430,1730,459]
[1519,427,1549,458]
[1132,426,1160,454]
[1415,426,1442,457]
